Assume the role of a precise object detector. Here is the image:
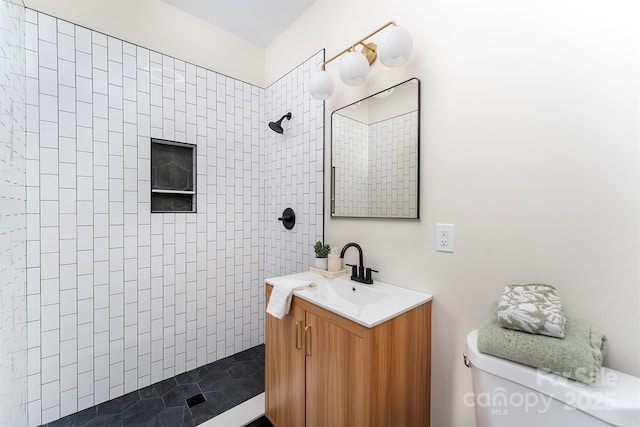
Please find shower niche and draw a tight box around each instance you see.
[151,138,197,212]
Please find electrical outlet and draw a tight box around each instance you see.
[436,223,454,252]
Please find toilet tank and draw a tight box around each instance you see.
[465,330,640,427]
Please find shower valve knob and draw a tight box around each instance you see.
[278,208,296,230]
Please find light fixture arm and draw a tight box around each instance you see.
[320,21,397,70]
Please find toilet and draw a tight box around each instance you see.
[465,330,640,426]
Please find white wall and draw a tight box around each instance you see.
[268,1,640,426]
[0,1,28,425]
[23,0,266,87]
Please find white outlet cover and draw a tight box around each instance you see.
[435,223,454,252]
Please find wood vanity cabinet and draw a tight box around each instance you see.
[265,284,431,427]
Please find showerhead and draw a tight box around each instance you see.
[268,121,283,134]
[268,112,292,134]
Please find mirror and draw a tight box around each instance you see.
[331,78,420,218]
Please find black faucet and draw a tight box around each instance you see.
[340,242,378,285]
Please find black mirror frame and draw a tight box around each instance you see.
[330,77,420,219]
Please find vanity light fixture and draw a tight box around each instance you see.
[309,21,413,100]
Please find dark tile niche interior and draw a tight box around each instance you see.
[151,142,194,192]
[40,345,267,427]
[151,139,196,212]
[151,192,194,212]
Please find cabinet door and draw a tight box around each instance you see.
[265,290,306,427]
[305,310,366,427]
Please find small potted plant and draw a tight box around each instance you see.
[313,241,331,270]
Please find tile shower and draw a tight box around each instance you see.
[0,2,324,425]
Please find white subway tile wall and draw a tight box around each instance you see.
[369,111,418,218]
[22,10,324,426]
[264,52,325,276]
[0,0,29,426]
[332,115,370,217]
[332,111,417,217]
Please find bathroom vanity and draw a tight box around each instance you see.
[265,272,432,427]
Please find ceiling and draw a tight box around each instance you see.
[162,0,316,47]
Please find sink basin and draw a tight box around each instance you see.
[328,276,388,306]
[266,271,432,328]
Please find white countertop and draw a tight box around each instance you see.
[266,271,433,328]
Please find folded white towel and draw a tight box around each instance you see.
[266,279,317,319]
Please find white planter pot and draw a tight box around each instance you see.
[314,257,328,270]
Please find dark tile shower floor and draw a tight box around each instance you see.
[42,344,269,427]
